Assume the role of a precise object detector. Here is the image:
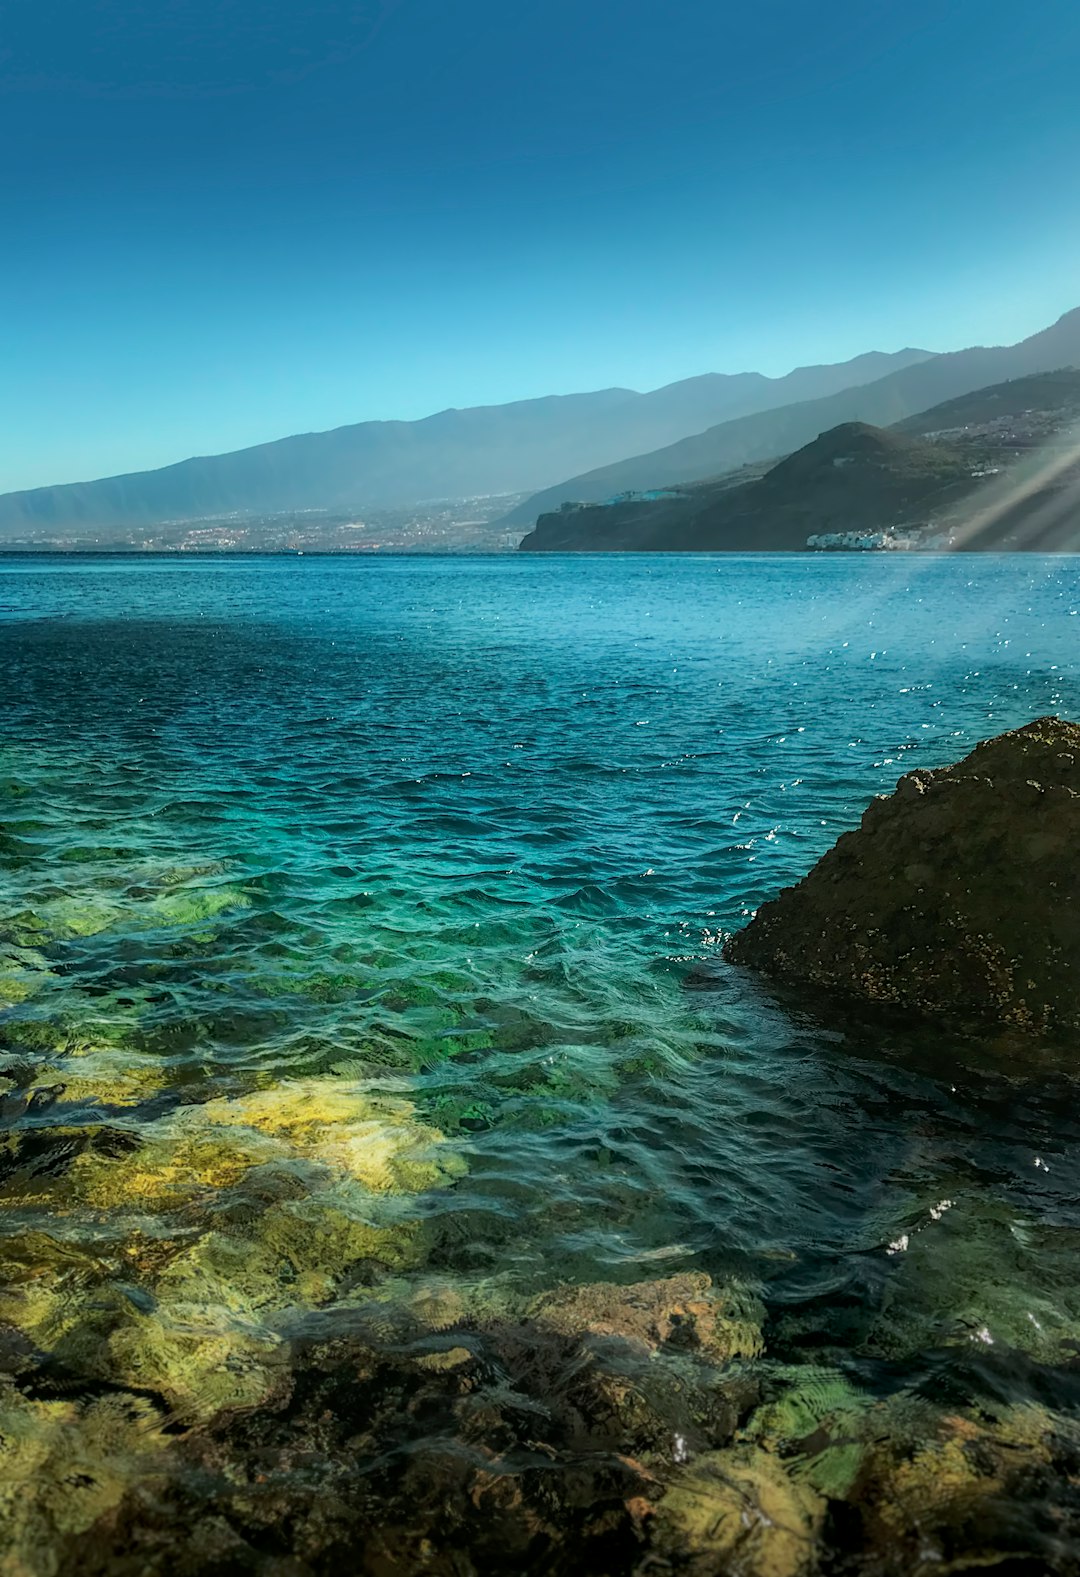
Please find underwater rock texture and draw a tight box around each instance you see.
[724,716,1080,1033]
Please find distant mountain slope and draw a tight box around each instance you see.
[520,422,976,552]
[503,308,1080,525]
[896,366,1080,435]
[0,350,931,537]
[518,368,1080,554]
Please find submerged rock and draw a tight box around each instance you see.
[0,1079,465,1422]
[654,1446,825,1577]
[723,717,1080,1033]
[533,1272,764,1362]
[0,1387,172,1576]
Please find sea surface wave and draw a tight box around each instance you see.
[2,552,1080,1569]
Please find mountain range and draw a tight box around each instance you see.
[501,308,1080,525]
[518,369,1080,553]
[0,351,934,537]
[2,307,1078,544]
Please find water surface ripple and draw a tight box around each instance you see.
[2,553,1080,1570]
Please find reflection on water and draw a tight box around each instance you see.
[2,553,1080,1572]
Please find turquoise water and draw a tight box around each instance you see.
[3,552,1080,1571]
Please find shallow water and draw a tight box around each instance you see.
[2,552,1080,1572]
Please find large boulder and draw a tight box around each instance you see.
[723,717,1080,1034]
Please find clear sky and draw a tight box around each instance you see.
[2,0,1079,491]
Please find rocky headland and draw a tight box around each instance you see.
[724,716,1080,1034]
[517,368,1080,553]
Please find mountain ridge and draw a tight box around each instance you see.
[0,349,932,536]
[517,367,1080,554]
[501,308,1080,525]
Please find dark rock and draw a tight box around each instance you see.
[723,717,1080,1034]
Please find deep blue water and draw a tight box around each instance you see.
[2,552,1080,1562]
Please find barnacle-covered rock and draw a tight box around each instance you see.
[724,717,1080,1034]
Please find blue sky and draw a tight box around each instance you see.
[2,0,1079,490]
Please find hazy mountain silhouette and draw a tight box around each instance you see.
[518,368,1080,553]
[502,308,1080,525]
[0,351,931,535]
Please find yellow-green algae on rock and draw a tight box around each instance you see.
[186,1079,467,1191]
[65,1078,464,1210]
[0,1077,466,1421]
[0,947,53,1006]
[654,1445,825,1577]
[25,1044,168,1108]
[0,1384,171,1577]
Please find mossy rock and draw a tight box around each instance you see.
[655,1444,825,1576]
[150,885,251,926]
[0,1386,172,1574]
[847,1403,1077,1571]
[533,1272,764,1362]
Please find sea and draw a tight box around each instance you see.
[2,550,1080,1570]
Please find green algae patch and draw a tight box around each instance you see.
[744,1364,880,1500]
[867,1195,1080,1364]
[150,885,252,926]
[655,1445,825,1577]
[132,858,231,888]
[185,1079,467,1193]
[0,911,51,948]
[20,899,123,945]
[26,1045,168,1109]
[41,898,123,940]
[0,976,40,1007]
[0,1386,173,1575]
